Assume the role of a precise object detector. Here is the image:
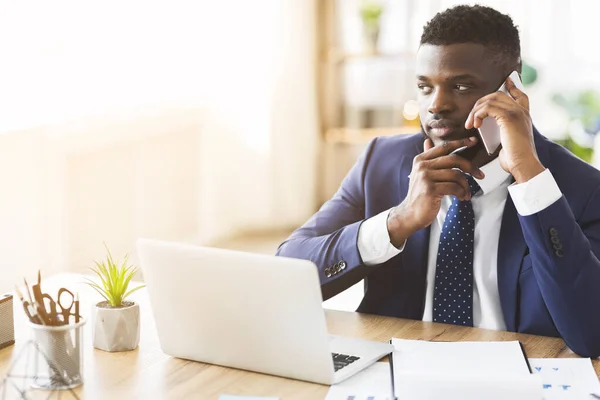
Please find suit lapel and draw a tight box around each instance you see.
[497,195,527,331]
[404,225,431,317]
[398,138,431,317]
[497,128,550,331]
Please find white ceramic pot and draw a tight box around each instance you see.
[362,24,380,54]
[93,301,140,352]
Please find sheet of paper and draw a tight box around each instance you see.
[391,338,542,400]
[392,338,531,376]
[529,358,600,399]
[325,362,393,400]
[393,371,542,400]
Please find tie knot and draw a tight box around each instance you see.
[466,174,481,196]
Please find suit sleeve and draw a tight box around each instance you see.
[276,138,380,300]
[516,182,600,357]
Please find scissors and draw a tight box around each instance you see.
[56,288,76,324]
[31,271,76,325]
[27,271,80,326]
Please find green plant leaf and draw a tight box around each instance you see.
[122,270,134,297]
[360,2,383,25]
[108,259,118,295]
[104,242,116,267]
[84,279,111,303]
[91,264,109,290]
[94,261,112,292]
[83,244,140,307]
[117,257,130,301]
[123,284,146,300]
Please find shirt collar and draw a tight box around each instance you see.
[473,157,512,195]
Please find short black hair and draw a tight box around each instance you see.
[420,5,521,71]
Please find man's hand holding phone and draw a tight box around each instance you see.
[387,137,484,248]
[465,76,545,183]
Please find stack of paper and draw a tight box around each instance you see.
[391,339,542,400]
[326,339,600,400]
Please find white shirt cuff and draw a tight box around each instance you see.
[508,169,562,216]
[358,208,405,266]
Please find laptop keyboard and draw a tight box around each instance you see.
[331,352,360,372]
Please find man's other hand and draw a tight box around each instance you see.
[465,77,544,183]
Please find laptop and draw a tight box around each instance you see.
[136,238,393,385]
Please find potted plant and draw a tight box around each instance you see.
[552,89,600,163]
[85,245,145,352]
[359,1,383,54]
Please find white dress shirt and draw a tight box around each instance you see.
[357,159,562,330]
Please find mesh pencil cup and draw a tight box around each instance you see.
[28,317,86,390]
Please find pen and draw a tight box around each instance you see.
[14,286,31,320]
[32,301,47,325]
[590,393,600,399]
[23,278,35,305]
[388,339,396,400]
[451,145,468,155]
[23,278,45,325]
[14,286,42,325]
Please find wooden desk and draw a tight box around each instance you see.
[1,275,598,399]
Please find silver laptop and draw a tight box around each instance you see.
[136,238,393,385]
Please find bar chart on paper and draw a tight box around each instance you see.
[325,390,391,400]
[344,397,376,400]
[529,358,600,399]
[325,363,393,400]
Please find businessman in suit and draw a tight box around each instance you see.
[277,5,600,357]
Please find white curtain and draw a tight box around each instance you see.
[0,1,319,293]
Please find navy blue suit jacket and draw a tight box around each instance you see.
[277,130,600,357]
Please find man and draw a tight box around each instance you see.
[277,5,600,357]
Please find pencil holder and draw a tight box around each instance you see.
[28,318,86,390]
[0,293,14,350]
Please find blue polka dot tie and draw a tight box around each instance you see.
[432,175,481,326]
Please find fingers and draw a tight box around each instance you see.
[416,137,484,179]
[424,138,434,152]
[505,77,530,110]
[464,80,530,130]
[466,97,530,130]
[428,153,485,179]
[428,181,471,201]
[466,100,513,129]
[420,136,478,160]
[426,169,471,200]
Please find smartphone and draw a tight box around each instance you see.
[478,70,526,155]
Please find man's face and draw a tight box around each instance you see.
[416,43,506,146]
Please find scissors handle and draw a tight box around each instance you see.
[57,288,75,309]
[57,288,75,323]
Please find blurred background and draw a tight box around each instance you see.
[1,1,599,310]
